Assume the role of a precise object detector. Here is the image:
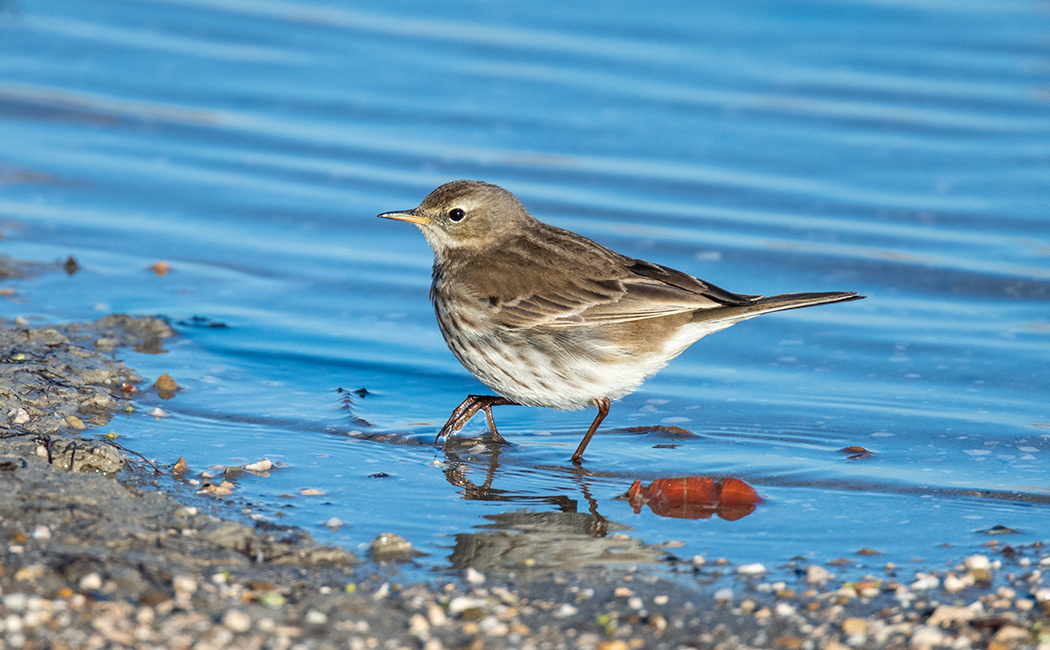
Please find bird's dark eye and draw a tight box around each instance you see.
[448,208,466,222]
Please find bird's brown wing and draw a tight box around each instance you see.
[461,229,756,329]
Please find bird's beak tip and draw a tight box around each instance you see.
[378,210,431,225]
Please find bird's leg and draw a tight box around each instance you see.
[436,395,518,445]
[570,397,611,463]
[481,404,510,444]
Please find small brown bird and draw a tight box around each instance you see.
[379,180,862,462]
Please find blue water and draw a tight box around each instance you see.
[2,0,1048,577]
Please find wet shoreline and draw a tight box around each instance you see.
[0,316,1047,649]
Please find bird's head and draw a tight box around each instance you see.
[378,180,533,259]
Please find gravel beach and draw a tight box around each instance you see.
[1,316,1048,650]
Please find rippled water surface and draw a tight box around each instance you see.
[2,0,1048,579]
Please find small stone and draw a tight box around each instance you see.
[773,602,795,617]
[692,555,705,566]
[714,588,733,603]
[154,374,179,391]
[31,526,51,541]
[172,457,190,475]
[427,602,448,626]
[325,517,344,529]
[65,415,86,430]
[10,408,30,425]
[299,488,325,496]
[738,563,767,576]
[465,567,485,585]
[479,615,509,636]
[149,407,168,418]
[448,596,487,616]
[653,595,669,605]
[244,458,272,472]
[409,613,430,638]
[553,603,578,618]
[3,594,28,611]
[305,610,327,625]
[942,574,968,594]
[927,605,975,627]
[150,261,171,276]
[806,565,834,585]
[910,573,939,591]
[964,555,990,571]
[370,533,413,561]
[909,625,946,650]
[79,573,103,591]
[842,618,868,634]
[627,597,643,610]
[222,610,252,633]
[172,575,197,595]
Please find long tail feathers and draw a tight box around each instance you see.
[693,291,864,325]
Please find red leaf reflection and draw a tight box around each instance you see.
[627,476,762,521]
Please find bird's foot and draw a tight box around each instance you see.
[435,395,517,447]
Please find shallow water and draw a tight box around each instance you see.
[2,0,1048,580]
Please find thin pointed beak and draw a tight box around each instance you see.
[378,209,431,226]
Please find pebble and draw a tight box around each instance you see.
[148,407,168,418]
[714,588,734,603]
[78,573,102,591]
[909,625,947,650]
[465,567,485,585]
[774,602,796,617]
[942,573,968,594]
[807,565,834,585]
[738,563,767,576]
[409,613,430,638]
[244,458,272,472]
[926,605,975,626]
[842,617,867,634]
[3,594,28,611]
[427,602,448,626]
[31,526,51,541]
[553,603,578,618]
[153,373,179,391]
[964,555,990,571]
[910,573,939,591]
[370,532,414,561]
[173,575,197,595]
[305,610,328,625]
[222,609,252,632]
[448,597,487,616]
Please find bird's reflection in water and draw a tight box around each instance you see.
[438,439,762,571]
[441,438,663,571]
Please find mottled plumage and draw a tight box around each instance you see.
[380,180,862,462]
